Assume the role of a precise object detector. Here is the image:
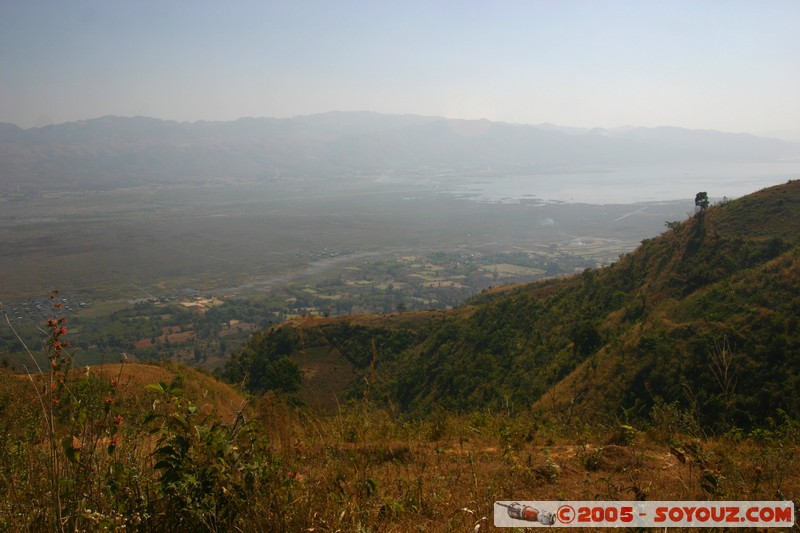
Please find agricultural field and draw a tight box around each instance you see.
[1,177,690,369]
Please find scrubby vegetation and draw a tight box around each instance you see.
[231,181,800,434]
[0,296,273,531]
[3,182,800,530]
[3,353,799,531]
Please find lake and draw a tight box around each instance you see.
[428,161,800,204]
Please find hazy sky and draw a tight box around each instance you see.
[1,1,798,135]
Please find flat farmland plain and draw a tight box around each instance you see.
[1,176,690,303]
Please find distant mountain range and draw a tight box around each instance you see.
[1,112,799,192]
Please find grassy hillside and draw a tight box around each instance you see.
[228,180,800,432]
[3,181,800,531]
[535,181,800,430]
[5,360,799,531]
[0,355,262,531]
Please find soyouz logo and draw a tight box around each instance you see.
[494,501,795,528]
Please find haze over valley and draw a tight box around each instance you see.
[2,112,799,194]
[2,112,800,368]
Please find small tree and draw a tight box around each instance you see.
[695,191,709,210]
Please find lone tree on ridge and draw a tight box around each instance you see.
[695,191,709,210]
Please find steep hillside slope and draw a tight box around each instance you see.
[540,182,800,429]
[222,311,453,412]
[225,181,800,431]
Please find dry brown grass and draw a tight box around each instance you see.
[90,362,246,422]
[253,400,800,532]
[5,361,798,531]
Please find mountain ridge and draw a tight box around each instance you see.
[2,112,798,193]
[224,180,800,431]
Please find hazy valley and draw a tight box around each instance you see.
[11,113,798,368]
[2,113,800,531]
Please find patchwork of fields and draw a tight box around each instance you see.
[1,177,690,367]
